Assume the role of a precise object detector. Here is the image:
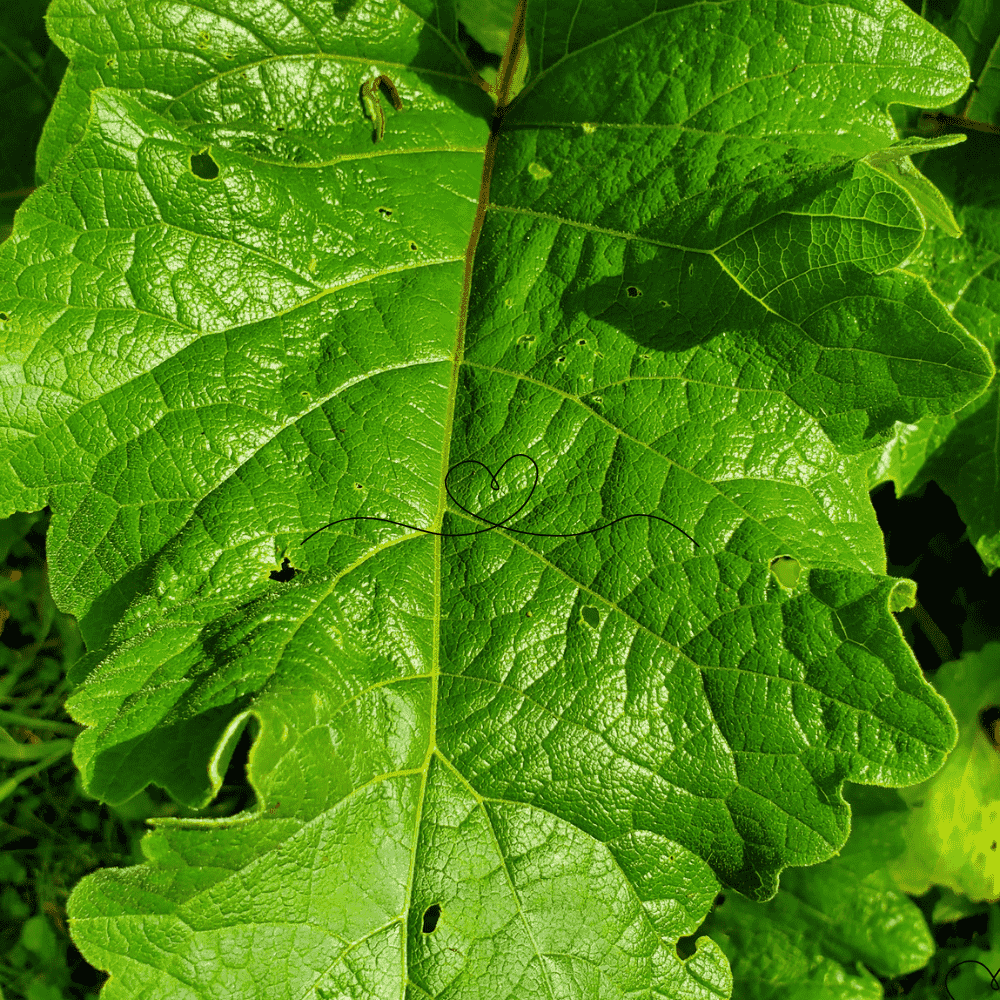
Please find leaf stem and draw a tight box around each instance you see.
[0,708,80,736]
[912,597,954,664]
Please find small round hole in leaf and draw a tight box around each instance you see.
[769,555,801,589]
[422,903,441,933]
[190,151,220,180]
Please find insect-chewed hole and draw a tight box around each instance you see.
[378,206,393,219]
[769,555,801,589]
[0,312,9,322]
[625,285,641,297]
[408,241,418,251]
[190,150,220,180]
[269,557,297,583]
[581,606,600,628]
[979,706,1000,749]
[422,903,441,933]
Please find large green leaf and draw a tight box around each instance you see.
[0,0,991,995]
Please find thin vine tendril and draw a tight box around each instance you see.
[301,454,699,548]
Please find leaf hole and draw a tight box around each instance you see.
[580,606,599,628]
[210,720,258,817]
[0,313,8,322]
[979,706,1000,748]
[625,286,641,298]
[675,934,698,960]
[269,556,297,583]
[769,555,801,589]
[422,903,441,933]
[190,151,220,180]
[576,338,586,346]
[196,30,211,49]
[378,206,393,219]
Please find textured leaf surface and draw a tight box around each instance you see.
[0,0,989,996]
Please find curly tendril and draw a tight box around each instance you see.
[301,453,699,548]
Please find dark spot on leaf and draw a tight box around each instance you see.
[190,151,220,180]
[422,903,441,933]
[581,606,599,628]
